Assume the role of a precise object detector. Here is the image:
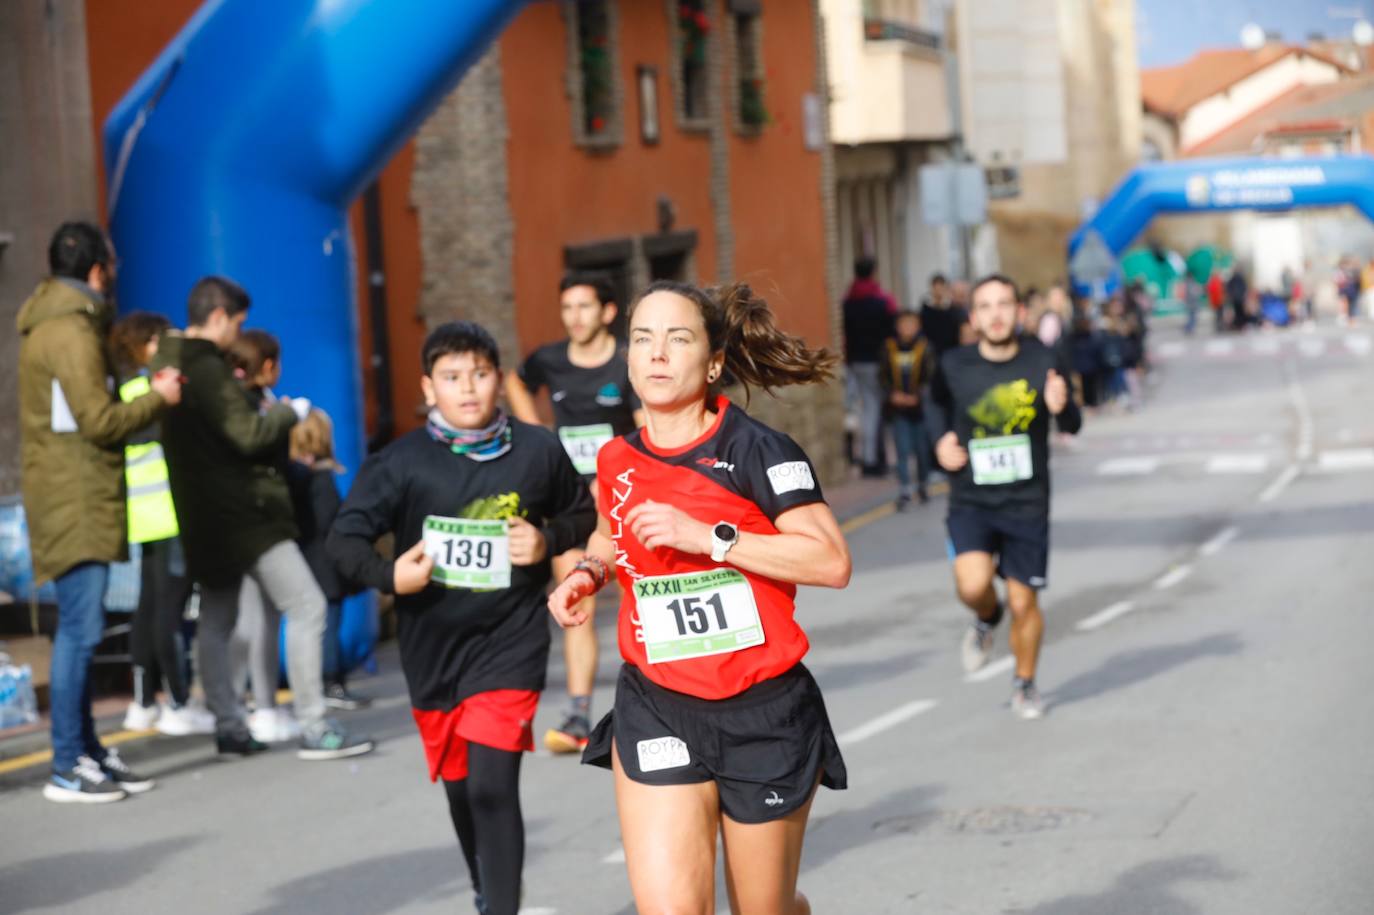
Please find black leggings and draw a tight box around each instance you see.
[130,538,193,707]
[443,743,525,915]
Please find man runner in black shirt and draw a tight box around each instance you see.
[930,274,1081,719]
[505,273,643,754]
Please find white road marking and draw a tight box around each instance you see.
[836,699,939,747]
[1157,341,1187,359]
[519,909,559,915]
[1204,339,1233,357]
[1298,339,1326,358]
[1317,448,1374,471]
[1153,565,1192,590]
[1204,454,1269,474]
[1198,525,1240,557]
[964,655,1015,683]
[1286,365,1314,460]
[1345,335,1372,356]
[602,848,626,864]
[1075,600,1136,632]
[1250,337,1281,355]
[1258,464,1301,503]
[1098,456,1160,476]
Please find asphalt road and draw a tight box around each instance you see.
[3,316,1372,914]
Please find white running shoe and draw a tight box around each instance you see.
[156,702,216,736]
[249,707,302,743]
[1011,683,1046,720]
[960,623,996,673]
[122,702,160,731]
[43,757,127,804]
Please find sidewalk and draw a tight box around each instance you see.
[0,466,924,777]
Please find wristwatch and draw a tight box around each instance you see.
[710,521,739,562]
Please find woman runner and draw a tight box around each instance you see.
[548,280,852,914]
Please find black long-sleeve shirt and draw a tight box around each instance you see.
[288,462,347,602]
[929,337,1081,517]
[327,421,595,709]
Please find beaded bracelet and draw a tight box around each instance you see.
[567,555,610,591]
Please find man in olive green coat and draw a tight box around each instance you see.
[18,222,181,803]
[153,276,371,761]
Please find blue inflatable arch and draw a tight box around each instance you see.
[1068,154,1374,294]
[104,0,529,668]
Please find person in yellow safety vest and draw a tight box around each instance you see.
[109,314,215,737]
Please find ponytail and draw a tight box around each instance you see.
[631,280,838,401]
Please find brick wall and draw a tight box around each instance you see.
[401,3,840,483]
[411,46,519,367]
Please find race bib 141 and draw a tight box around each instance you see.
[969,434,1033,485]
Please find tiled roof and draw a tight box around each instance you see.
[1141,45,1354,118]
[1183,75,1374,156]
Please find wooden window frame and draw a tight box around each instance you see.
[564,0,624,151]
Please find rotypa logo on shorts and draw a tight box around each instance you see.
[637,736,690,773]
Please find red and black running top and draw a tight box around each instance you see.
[597,396,826,700]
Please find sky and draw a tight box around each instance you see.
[1136,0,1374,68]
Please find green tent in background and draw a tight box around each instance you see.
[1121,246,1182,315]
[1186,244,1232,284]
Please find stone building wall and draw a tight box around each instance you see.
[0,1,100,497]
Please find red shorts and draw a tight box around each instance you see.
[411,689,540,782]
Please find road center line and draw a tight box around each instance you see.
[1317,448,1374,471]
[1076,600,1136,632]
[1205,454,1268,474]
[1198,525,1239,557]
[1258,464,1300,503]
[601,848,626,864]
[1098,456,1160,476]
[1153,565,1192,590]
[836,698,939,747]
[964,655,1014,683]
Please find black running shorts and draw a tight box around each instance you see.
[946,505,1050,589]
[583,662,847,824]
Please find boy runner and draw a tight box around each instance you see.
[505,273,643,754]
[330,322,595,915]
[930,274,1081,719]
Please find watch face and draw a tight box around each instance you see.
[714,523,736,542]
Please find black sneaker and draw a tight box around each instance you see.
[216,730,270,756]
[43,758,127,804]
[93,749,155,794]
[323,682,372,711]
[543,714,591,754]
[895,493,912,512]
[298,721,374,761]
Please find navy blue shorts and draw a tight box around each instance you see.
[946,506,1049,589]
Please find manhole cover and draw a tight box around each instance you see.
[875,806,1094,836]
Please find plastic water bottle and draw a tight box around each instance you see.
[0,652,39,729]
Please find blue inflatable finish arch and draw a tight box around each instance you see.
[103,0,528,668]
[1069,154,1374,294]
